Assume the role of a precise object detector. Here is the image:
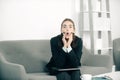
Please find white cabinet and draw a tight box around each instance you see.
[80,0,112,55]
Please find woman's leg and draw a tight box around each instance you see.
[70,70,81,80]
[56,72,71,80]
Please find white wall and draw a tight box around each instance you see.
[0,0,120,41]
[0,0,80,41]
[110,0,120,40]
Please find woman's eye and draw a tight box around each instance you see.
[69,25,73,28]
[63,26,66,28]
[63,25,67,28]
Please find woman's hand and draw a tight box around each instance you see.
[62,32,73,48]
[67,33,73,47]
[62,33,68,48]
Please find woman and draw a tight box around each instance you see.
[46,18,83,80]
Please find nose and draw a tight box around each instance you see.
[66,27,69,31]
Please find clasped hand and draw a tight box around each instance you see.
[62,32,73,48]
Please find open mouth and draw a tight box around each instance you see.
[66,32,69,35]
[63,32,72,35]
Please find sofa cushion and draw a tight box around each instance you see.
[0,40,51,73]
[80,66,109,76]
[27,73,56,80]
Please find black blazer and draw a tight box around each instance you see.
[46,34,83,71]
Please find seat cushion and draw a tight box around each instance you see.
[27,66,109,80]
[27,73,56,80]
[80,66,110,76]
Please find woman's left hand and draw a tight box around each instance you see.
[67,33,73,47]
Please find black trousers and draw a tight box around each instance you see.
[56,70,81,80]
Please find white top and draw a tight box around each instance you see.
[62,46,72,53]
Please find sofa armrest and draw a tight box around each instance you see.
[82,54,113,69]
[0,55,27,80]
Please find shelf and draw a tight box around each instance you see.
[80,0,112,55]
[96,47,113,50]
[80,11,110,13]
[83,28,112,31]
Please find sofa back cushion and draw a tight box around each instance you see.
[113,38,120,71]
[0,40,51,73]
[81,46,91,65]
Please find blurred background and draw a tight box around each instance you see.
[0,0,119,41]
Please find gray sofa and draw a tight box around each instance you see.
[0,40,113,80]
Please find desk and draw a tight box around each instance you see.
[93,71,120,80]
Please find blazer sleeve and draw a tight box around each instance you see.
[49,37,66,68]
[66,38,83,67]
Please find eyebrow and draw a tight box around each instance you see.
[62,24,73,26]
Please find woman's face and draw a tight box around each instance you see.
[61,21,75,39]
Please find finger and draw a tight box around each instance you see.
[69,32,73,38]
[62,33,66,40]
[62,32,65,35]
[69,33,73,41]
